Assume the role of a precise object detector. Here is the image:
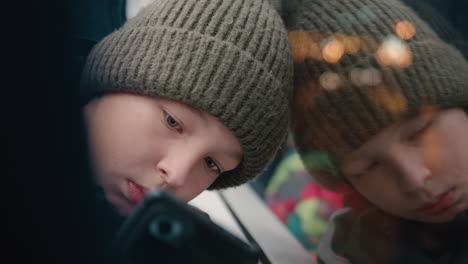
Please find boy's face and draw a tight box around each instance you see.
[340,108,468,223]
[84,93,242,216]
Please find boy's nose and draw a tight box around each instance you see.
[156,149,199,189]
[398,162,431,192]
[157,163,190,189]
[388,148,431,192]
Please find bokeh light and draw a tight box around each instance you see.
[375,36,413,68]
[319,71,342,91]
[395,21,416,40]
[289,31,323,63]
[349,68,382,86]
[372,85,408,115]
[334,34,361,55]
[289,31,310,63]
[322,38,345,64]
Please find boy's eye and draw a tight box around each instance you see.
[204,157,221,174]
[407,119,432,141]
[164,111,182,130]
[346,162,378,179]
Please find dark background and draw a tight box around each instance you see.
[11,1,111,263]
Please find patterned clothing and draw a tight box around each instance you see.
[264,137,344,259]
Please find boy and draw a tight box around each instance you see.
[287,0,468,263]
[80,0,293,216]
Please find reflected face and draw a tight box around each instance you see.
[341,108,468,223]
[84,93,242,216]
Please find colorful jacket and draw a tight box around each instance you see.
[263,137,344,260]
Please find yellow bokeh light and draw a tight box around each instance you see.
[395,21,416,40]
[322,38,345,64]
[319,71,342,91]
[375,36,413,68]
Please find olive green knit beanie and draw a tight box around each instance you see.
[286,0,468,189]
[80,0,293,189]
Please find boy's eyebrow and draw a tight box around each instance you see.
[187,104,206,121]
[229,151,243,163]
[223,153,243,172]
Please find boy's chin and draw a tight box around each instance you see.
[116,205,134,217]
[105,192,135,216]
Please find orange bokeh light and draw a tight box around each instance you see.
[289,31,322,63]
[322,38,345,64]
[395,21,416,40]
[372,84,408,116]
[334,34,361,55]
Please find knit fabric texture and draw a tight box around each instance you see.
[80,0,293,189]
[286,0,468,189]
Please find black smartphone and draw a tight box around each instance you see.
[106,190,261,264]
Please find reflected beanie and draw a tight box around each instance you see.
[286,0,468,188]
[80,0,293,189]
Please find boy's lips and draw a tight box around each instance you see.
[127,179,149,205]
[418,189,455,215]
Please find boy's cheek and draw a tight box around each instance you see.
[419,129,444,172]
[329,182,373,211]
[343,189,373,213]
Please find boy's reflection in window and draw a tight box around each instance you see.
[286,0,468,263]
